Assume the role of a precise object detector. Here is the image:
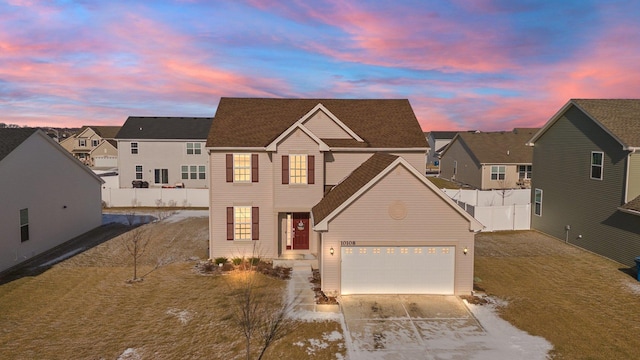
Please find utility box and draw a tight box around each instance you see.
[636,257,640,282]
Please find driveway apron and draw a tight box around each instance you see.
[341,295,486,359]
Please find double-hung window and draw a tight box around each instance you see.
[187,143,201,155]
[135,165,143,180]
[131,142,138,154]
[282,155,315,185]
[227,206,259,241]
[91,139,100,147]
[182,165,206,180]
[78,139,86,147]
[19,208,29,242]
[591,152,603,180]
[226,154,258,183]
[518,165,532,179]
[534,189,543,216]
[491,165,506,180]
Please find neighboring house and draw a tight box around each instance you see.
[439,128,538,190]
[0,128,103,274]
[116,117,213,189]
[91,140,118,169]
[59,125,121,167]
[527,99,640,267]
[425,131,458,169]
[207,98,483,295]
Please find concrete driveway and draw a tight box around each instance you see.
[341,295,485,359]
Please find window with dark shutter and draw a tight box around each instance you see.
[252,154,259,183]
[252,207,259,240]
[226,154,233,182]
[226,207,234,240]
[308,155,315,184]
[282,155,289,184]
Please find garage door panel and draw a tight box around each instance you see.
[341,246,454,295]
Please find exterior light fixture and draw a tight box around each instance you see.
[330,247,334,256]
[463,247,468,255]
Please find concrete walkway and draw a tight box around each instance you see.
[289,263,317,313]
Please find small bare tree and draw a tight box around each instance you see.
[122,226,151,281]
[230,244,296,360]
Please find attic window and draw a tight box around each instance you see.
[131,142,138,154]
[187,143,201,155]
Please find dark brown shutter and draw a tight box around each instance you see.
[226,154,233,182]
[282,155,289,184]
[252,207,259,240]
[308,155,315,184]
[251,154,259,183]
[226,207,234,240]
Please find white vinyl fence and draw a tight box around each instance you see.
[96,173,209,208]
[101,187,209,208]
[441,188,531,232]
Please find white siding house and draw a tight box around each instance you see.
[0,129,103,274]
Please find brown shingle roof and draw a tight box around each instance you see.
[571,99,640,148]
[207,98,427,148]
[453,128,539,165]
[0,128,38,162]
[621,195,640,215]
[312,153,398,224]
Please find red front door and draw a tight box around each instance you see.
[292,213,309,250]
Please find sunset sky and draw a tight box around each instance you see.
[2,0,640,131]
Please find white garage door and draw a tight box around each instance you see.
[341,246,455,295]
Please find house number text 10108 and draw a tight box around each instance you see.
[341,241,356,246]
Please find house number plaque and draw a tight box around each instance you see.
[341,241,356,246]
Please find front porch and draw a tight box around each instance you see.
[272,253,318,268]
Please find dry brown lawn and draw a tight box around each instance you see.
[0,215,344,360]
[475,231,640,360]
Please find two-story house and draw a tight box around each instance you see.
[59,125,121,167]
[528,99,640,267]
[116,117,212,189]
[439,128,538,190]
[207,98,483,295]
[0,128,103,274]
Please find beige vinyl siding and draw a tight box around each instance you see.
[209,151,277,259]
[325,152,373,185]
[320,165,474,295]
[440,140,482,188]
[627,152,640,202]
[302,111,353,139]
[531,106,640,266]
[326,151,426,186]
[0,133,102,273]
[481,164,520,189]
[274,128,323,211]
[118,140,208,188]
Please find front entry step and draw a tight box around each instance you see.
[273,255,318,269]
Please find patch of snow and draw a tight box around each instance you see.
[161,210,209,223]
[166,308,194,325]
[464,297,553,360]
[39,248,85,267]
[323,330,343,342]
[623,280,640,295]
[293,341,305,347]
[117,348,141,360]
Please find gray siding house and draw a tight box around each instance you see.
[528,99,640,267]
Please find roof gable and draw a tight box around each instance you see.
[528,99,640,149]
[116,117,213,140]
[207,98,428,149]
[312,152,483,231]
[0,128,38,162]
[443,128,538,164]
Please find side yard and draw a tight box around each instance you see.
[475,231,640,359]
[0,214,345,360]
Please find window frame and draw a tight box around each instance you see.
[186,142,201,155]
[233,153,252,183]
[518,165,532,179]
[19,208,29,242]
[227,206,259,241]
[91,139,100,147]
[131,142,138,155]
[534,188,543,216]
[490,165,506,181]
[78,138,86,147]
[289,154,308,184]
[590,151,604,180]
[135,165,143,180]
[154,168,169,184]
